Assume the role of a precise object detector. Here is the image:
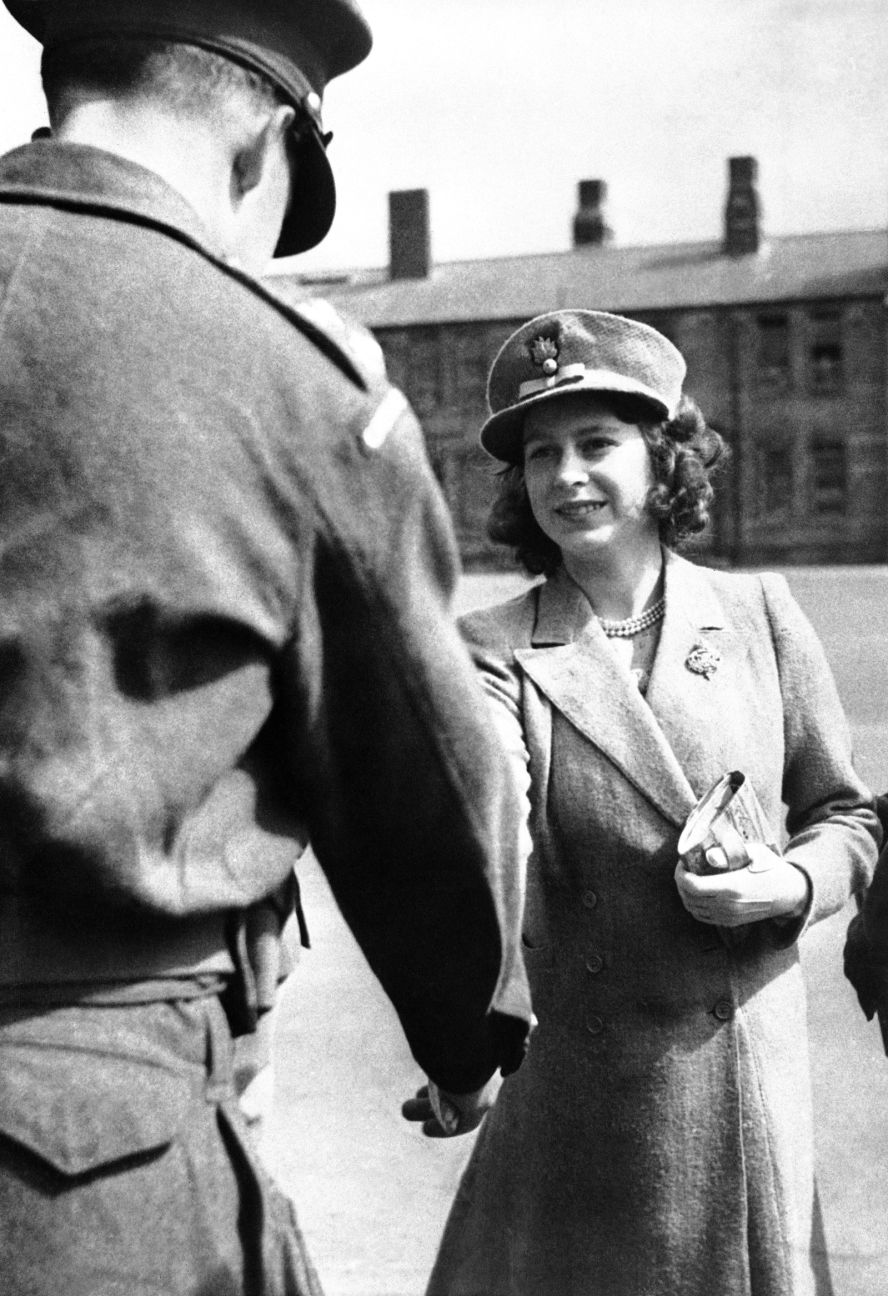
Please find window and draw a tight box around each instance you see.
[760,444,793,516]
[453,328,490,408]
[441,447,498,540]
[403,328,440,417]
[807,309,843,395]
[811,440,847,515]
[756,314,791,391]
[378,331,409,392]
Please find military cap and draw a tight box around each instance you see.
[4,0,373,256]
[481,309,687,463]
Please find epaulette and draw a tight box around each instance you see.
[283,296,388,389]
[260,287,411,453]
[272,293,414,451]
[221,267,373,394]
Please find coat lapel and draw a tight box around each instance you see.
[644,553,740,798]
[515,569,697,829]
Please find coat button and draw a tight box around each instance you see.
[585,1014,605,1035]
[582,889,599,910]
[713,1000,734,1021]
[585,954,604,974]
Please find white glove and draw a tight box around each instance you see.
[675,842,809,927]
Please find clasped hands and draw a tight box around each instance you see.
[674,841,809,926]
[402,1072,502,1139]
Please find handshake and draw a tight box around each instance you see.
[402,1073,503,1138]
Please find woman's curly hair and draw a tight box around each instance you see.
[487,392,727,577]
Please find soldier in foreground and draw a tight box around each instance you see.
[0,1,531,1291]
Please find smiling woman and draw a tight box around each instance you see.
[420,308,880,1296]
[484,324,720,578]
[517,385,726,693]
[489,387,722,585]
[522,400,656,570]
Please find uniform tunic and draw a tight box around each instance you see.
[427,554,877,1296]
[0,142,530,1295]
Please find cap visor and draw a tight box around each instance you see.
[480,374,671,462]
[3,0,44,38]
[275,130,335,257]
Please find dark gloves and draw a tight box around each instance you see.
[844,912,888,1025]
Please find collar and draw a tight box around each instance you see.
[0,141,371,394]
[530,564,599,646]
[518,551,734,827]
[530,550,727,648]
[0,141,218,256]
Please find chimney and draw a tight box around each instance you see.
[389,188,432,280]
[573,179,612,248]
[723,156,761,256]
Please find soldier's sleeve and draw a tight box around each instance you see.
[277,343,532,1094]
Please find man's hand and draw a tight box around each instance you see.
[401,1074,502,1138]
[233,1014,276,1143]
[238,1063,275,1132]
[674,843,809,927]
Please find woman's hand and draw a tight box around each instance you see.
[674,843,810,927]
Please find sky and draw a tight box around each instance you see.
[1,0,886,274]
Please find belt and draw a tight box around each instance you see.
[0,890,234,991]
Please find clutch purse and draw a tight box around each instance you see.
[678,770,776,875]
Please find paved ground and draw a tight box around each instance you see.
[262,566,888,1296]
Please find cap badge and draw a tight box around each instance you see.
[530,335,559,376]
[519,335,587,401]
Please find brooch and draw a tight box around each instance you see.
[685,639,722,680]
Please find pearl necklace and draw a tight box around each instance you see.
[599,595,666,639]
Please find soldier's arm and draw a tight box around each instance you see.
[279,384,531,1095]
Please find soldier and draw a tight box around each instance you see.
[0,1,532,1292]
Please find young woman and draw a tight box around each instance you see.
[424,309,878,1296]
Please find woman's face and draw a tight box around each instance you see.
[522,395,659,567]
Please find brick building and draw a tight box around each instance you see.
[272,159,888,569]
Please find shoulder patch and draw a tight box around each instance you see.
[361,387,409,452]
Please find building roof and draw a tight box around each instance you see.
[270,228,888,328]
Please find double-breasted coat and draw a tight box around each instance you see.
[427,553,878,1296]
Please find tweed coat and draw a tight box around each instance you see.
[427,553,878,1296]
[0,142,530,1295]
